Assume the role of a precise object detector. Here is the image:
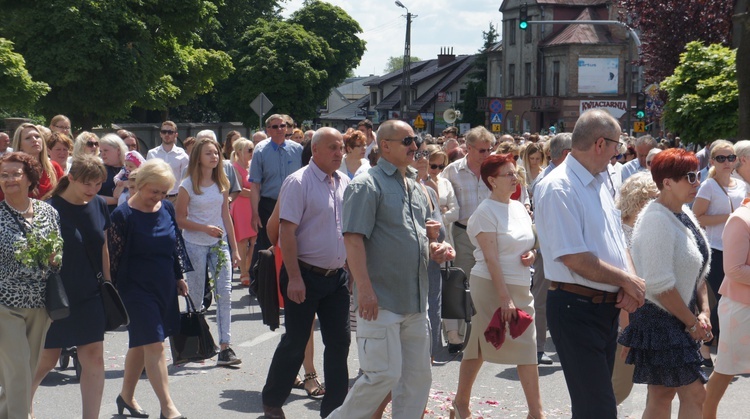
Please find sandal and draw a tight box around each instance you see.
[240,275,250,287]
[303,372,326,399]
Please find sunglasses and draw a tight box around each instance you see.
[86,141,99,147]
[386,136,422,147]
[414,151,429,160]
[685,171,701,184]
[268,124,287,130]
[713,154,737,163]
[430,164,446,170]
[160,129,176,135]
[473,147,491,154]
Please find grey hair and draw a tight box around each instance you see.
[99,133,128,166]
[617,171,658,221]
[571,109,621,151]
[195,129,217,141]
[465,126,494,146]
[734,140,750,170]
[646,148,662,162]
[633,135,657,148]
[549,133,573,159]
[311,127,340,146]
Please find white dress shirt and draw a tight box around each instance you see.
[146,144,189,195]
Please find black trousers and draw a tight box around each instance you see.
[261,264,351,418]
[249,197,277,281]
[547,287,619,419]
[706,248,724,345]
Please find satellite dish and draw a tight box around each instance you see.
[443,109,457,124]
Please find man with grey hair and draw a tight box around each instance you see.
[620,134,657,181]
[303,129,315,143]
[0,132,12,156]
[535,109,645,418]
[252,131,268,143]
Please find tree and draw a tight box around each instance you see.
[661,42,737,144]
[383,56,422,74]
[0,38,49,114]
[618,0,735,84]
[459,24,499,128]
[735,0,750,140]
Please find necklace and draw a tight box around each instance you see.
[6,199,33,216]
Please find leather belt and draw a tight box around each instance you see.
[298,260,340,277]
[549,281,618,304]
[454,221,467,229]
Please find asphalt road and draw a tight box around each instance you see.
[29,277,750,419]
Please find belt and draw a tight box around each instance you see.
[454,221,467,229]
[166,193,178,198]
[549,281,618,304]
[298,260,341,277]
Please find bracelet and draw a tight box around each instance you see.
[685,319,699,333]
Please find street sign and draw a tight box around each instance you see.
[506,100,513,111]
[250,93,273,128]
[634,121,646,133]
[414,114,425,129]
[491,113,502,124]
[491,124,502,132]
[489,98,503,113]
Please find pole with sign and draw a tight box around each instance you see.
[250,93,274,130]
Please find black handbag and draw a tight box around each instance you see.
[79,230,129,331]
[46,271,70,321]
[169,295,219,366]
[441,262,475,321]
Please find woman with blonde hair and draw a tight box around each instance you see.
[5,123,64,201]
[49,114,72,136]
[72,132,100,160]
[693,139,747,365]
[521,142,546,199]
[230,138,257,286]
[176,137,242,366]
[98,134,128,212]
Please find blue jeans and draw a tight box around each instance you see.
[184,240,233,345]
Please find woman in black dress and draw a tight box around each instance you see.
[30,155,110,419]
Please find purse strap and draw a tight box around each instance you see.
[717,180,734,213]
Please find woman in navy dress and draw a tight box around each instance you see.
[31,155,110,419]
[108,159,191,419]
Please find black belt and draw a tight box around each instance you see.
[166,193,178,198]
[298,260,341,277]
[454,221,467,229]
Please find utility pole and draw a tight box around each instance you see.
[396,1,415,118]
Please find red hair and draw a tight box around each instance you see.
[480,153,516,190]
[650,148,698,190]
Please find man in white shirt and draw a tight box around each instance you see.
[619,135,656,182]
[358,119,376,158]
[146,120,189,202]
[535,109,646,418]
[0,132,11,156]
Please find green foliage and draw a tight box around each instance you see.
[0,38,49,113]
[14,228,63,268]
[459,24,499,128]
[662,42,738,144]
[384,56,422,74]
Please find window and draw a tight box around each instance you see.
[459,88,466,101]
[553,61,560,96]
[524,63,532,96]
[508,64,515,96]
[525,20,532,44]
[508,19,516,45]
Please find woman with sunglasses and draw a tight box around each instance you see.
[618,148,712,418]
[693,140,747,365]
[428,146,459,238]
[72,132,101,160]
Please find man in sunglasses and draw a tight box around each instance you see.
[620,134,657,182]
[146,120,189,202]
[534,109,646,418]
[328,120,454,419]
[358,119,377,159]
[249,114,304,283]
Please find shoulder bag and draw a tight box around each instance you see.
[169,295,219,365]
[441,262,476,352]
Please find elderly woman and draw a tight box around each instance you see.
[646,148,662,172]
[340,129,370,179]
[109,159,190,419]
[619,148,712,418]
[31,155,110,418]
[0,152,61,418]
[5,123,64,201]
[72,132,100,160]
[46,132,74,174]
[703,198,750,418]
[98,133,128,212]
[452,153,543,419]
[693,139,746,364]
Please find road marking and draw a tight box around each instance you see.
[238,331,281,347]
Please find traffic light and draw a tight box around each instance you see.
[519,3,528,30]
[635,93,646,119]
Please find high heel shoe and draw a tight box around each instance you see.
[159,415,187,419]
[450,400,469,419]
[116,395,149,418]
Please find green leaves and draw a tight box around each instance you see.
[0,38,49,113]
[14,228,63,269]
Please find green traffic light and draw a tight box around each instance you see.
[636,110,645,119]
[520,21,528,30]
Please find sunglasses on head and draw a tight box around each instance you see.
[386,136,422,148]
[714,154,737,163]
[684,171,701,184]
[430,164,446,170]
[86,141,99,147]
[160,129,175,135]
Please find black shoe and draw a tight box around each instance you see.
[537,352,553,365]
[116,394,149,418]
[702,356,714,368]
[448,343,463,354]
[216,347,242,366]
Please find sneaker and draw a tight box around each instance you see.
[537,351,553,365]
[217,347,242,366]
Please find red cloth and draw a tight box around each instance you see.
[484,308,534,349]
[510,183,522,201]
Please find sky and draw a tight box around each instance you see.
[281,0,502,77]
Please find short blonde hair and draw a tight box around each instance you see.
[135,159,175,192]
[617,171,658,220]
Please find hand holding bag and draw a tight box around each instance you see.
[169,295,219,365]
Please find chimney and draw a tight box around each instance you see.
[437,47,456,67]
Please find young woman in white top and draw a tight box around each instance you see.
[175,138,241,366]
[693,139,747,364]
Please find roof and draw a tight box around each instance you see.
[499,0,608,12]
[363,60,432,87]
[319,95,370,123]
[336,76,377,99]
[539,7,618,47]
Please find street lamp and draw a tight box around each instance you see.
[395,1,413,118]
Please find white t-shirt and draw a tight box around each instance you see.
[467,199,535,286]
[179,176,226,245]
[695,177,747,250]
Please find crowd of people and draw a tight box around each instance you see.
[1,110,750,419]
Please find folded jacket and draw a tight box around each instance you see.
[484,307,534,349]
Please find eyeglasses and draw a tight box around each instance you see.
[494,171,518,179]
[160,129,176,135]
[385,136,422,147]
[685,171,701,184]
[54,125,70,131]
[414,151,429,160]
[125,143,137,151]
[713,154,737,163]
[86,141,99,147]
[430,164,446,170]
[0,172,24,181]
[472,147,491,154]
[601,137,623,147]
[268,124,287,130]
